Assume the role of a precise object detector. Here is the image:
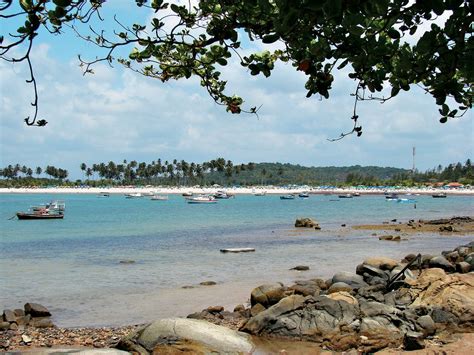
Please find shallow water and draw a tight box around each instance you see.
[0,193,472,327]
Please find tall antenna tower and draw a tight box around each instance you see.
[412,146,416,173]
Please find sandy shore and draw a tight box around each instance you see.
[1,186,473,195]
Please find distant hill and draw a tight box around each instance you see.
[206,163,410,186]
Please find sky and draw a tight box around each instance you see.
[1,1,472,179]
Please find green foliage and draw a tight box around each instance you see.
[2,0,472,127]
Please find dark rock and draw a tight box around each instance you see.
[430,308,459,324]
[445,251,460,263]
[24,303,51,317]
[250,283,287,308]
[181,285,194,289]
[404,331,425,350]
[455,246,470,257]
[332,271,368,289]
[119,260,136,264]
[456,261,471,273]
[379,235,401,241]
[357,285,386,303]
[428,256,455,272]
[199,281,217,286]
[3,310,16,323]
[341,224,346,227]
[439,225,456,232]
[402,253,417,263]
[310,278,329,290]
[416,315,436,336]
[290,265,309,271]
[289,282,320,297]
[464,253,474,267]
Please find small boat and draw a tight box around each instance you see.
[214,191,232,199]
[125,193,143,198]
[353,192,361,197]
[151,194,168,201]
[385,193,399,199]
[396,198,416,203]
[432,193,447,198]
[186,195,217,204]
[98,192,110,198]
[17,211,64,220]
[298,192,309,198]
[338,194,353,198]
[182,192,193,197]
[254,191,266,196]
[280,194,295,200]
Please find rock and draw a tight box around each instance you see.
[404,331,425,350]
[250,283,287,307]
[295,218,320,229]
[362,257,399,271]
[289,281,320,297]
[242,295,359,338]
[199,281,217,286]
[430,307,459,324]
[428,256,455,273]
[456,246,470,257]
[206,306,224,313]
[118,318,254,353]
[379,235,401,241]
[407,268,474,322]
[3,310,16,323]
[13,309,25,317]
[464,253,474,267]
[328,282,353,294]
[326,291,358,305]
[439,225,456,232]
[16,314,31,325]
[332,271,368,289]
[402,253,417,263]
[290,265,310,271]
[456,261,471,273]
[357,285,386,303]
[9,323,18,330]
[21,334,32,344]
[416,315,436,336]
[181,285,194,289]
[119,260,135,264]
[233,304,246,313]
[24,303,51,317]
[30,317,54,328]
[0,322,10,330]
[250,303,266,317]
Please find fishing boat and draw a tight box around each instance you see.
[280,194,296,200]
[432,193,447,198]
[385,193,399,200]
[213,191,233,199]
[151,194,168,201]
[186,195,217,204]
[182,192,193,197]
[31,200,65,212]
[17,211,64,220]
[298,192,309,198]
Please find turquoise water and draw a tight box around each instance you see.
[0,193,473,327]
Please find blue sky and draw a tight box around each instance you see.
[1,1,472,179]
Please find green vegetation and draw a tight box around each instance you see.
[2,1,471,133]
[1,159,473,188]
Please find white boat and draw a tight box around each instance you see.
[254,191,266,196]
[186,195,217,204]
[125,193,143,198]
[151,194,168,201]
[214,191,233,199]
[98,192,110,198]
[338,194,353,198]
[280,194,296,200]
[32,200,65,212]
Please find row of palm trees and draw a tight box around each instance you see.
[80,158,257,185]
[0,164,68,180]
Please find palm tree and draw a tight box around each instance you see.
[35,166,42,178]
[80,163,87,181]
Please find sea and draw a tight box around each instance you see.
[1,193,473,327]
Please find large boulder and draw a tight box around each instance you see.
[429,256,455,273]
[295,218,320,229]
[250,283,288,308]
[24,303,51,317]
[332,271,368,289]
[117,318,254,354]
[362,257,400,271]
[406,268,474,322]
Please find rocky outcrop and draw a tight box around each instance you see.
[295,218,321,229]
[2,303,54,331]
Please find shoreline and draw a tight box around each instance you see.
[1,186,473,195]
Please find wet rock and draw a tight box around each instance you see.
[378,235,401,241]
[429,256,455,273]
[24,303,51,317]
[295,217,320,229]
[250,303,266,317]
[404,331,425,350]
[289,281,320,297]
[233,304,245,313]
[250,283,287,308]
[439,225,456,232]
[206,306,224,313]
[290,265,310,271]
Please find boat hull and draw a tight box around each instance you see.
[17,213,64,220]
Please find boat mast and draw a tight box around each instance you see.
[412,146,416,174]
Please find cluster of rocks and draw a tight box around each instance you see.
[295,217,321,230]
[169,242,474,354]
[1,303,54,332]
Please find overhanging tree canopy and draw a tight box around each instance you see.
[1,0,472,137]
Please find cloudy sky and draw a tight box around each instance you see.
[1,1,472,179]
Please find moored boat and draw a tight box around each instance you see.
[151,194,168,201]
[17,212,64,220]
[125,193,143,198]
[254,191,266,196]
[432,193,447,198]
[338,194,353,198]
[298,192,309,198]
[280,194,296,200]
[186,195,217,204]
